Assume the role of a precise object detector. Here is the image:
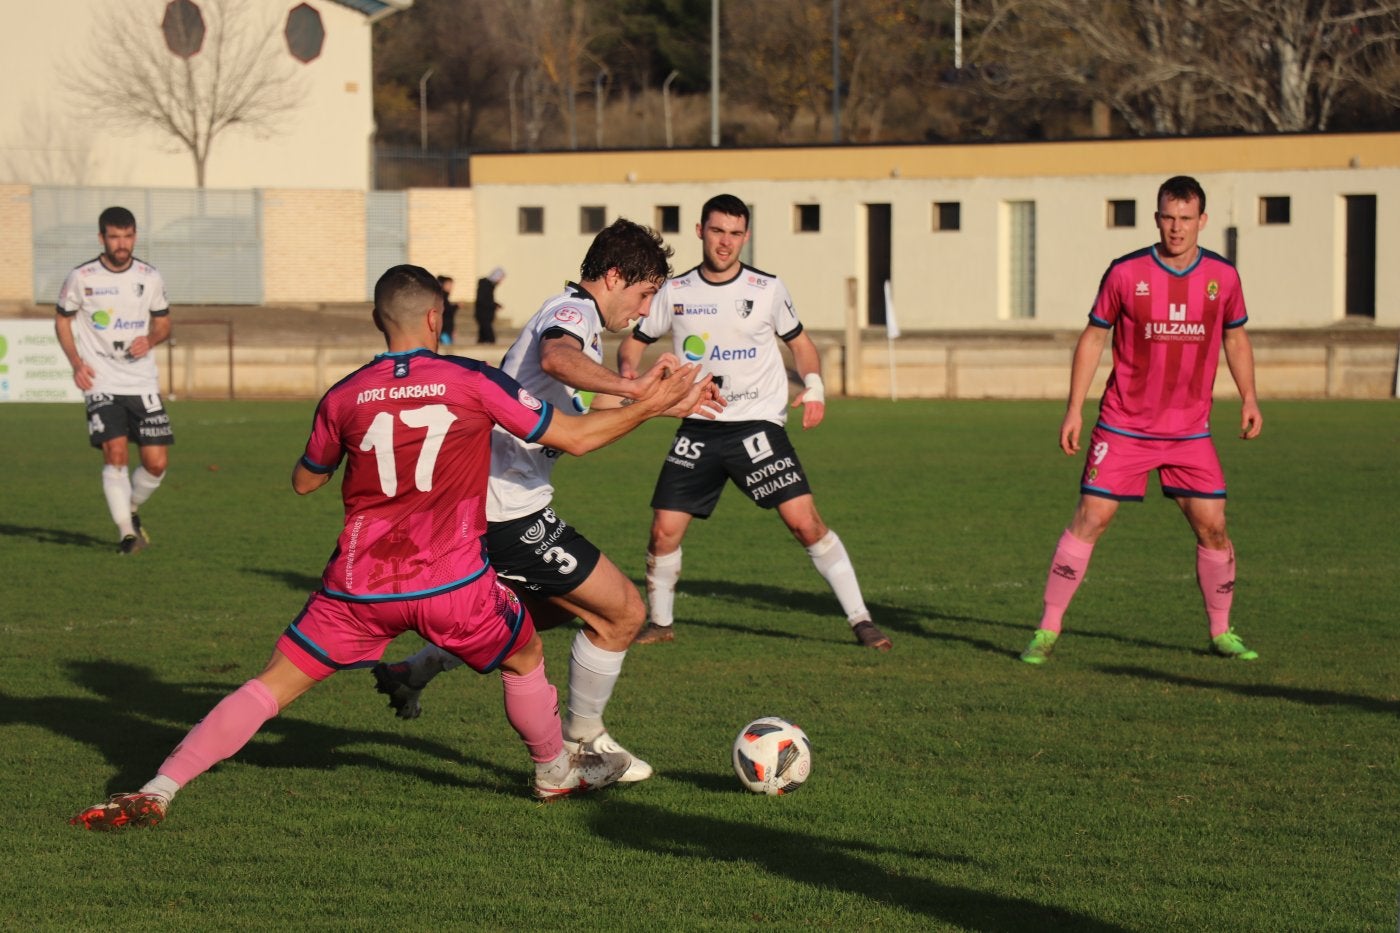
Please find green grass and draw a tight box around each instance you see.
[1,398,1396,931]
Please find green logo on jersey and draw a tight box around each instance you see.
[92,310,112,330]
[0,334,7,374]
[682,334,707,361]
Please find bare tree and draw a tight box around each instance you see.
[67,0,307,186]
[969,0,1400,136]
[485,0,615,150]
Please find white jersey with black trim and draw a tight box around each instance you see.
[487,283,606,522]
[56,256,170,396]
[633,263,800,424]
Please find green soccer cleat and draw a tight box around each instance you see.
[1210,629,1259,660]
[1019,629,1059,665]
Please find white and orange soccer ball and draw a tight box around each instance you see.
[732,717,812,795]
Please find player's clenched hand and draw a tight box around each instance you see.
[1239,401,1263,440]
[71,361,95,392]
[636,362,704,413]
[127,336,152,358]
[1059,410,1083,456]
[630,353,682,396]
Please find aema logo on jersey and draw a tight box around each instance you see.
[684,333,758,363]
[91,310,112,330]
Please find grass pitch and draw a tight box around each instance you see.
[1,398,1396,930]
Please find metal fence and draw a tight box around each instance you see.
[373,147,472,190]
[32,186,263,305]
[365,191,408,300]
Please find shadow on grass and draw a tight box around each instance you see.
[5,661,524,806]
[590,798,1131,932]
[672,578,1196,660]
[0,522,108,550]
[244,566,323,592]
[1096,664,1400,715]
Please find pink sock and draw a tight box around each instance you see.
[157,679,280,787]
[1040,530,1096,633]
[1197,544,1236,638]
[501,663,563,764]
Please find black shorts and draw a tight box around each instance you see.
[650,419,812,518]
[485,507,602,597]
[85,392,175,449]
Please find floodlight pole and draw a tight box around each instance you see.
[710,0,720,147]
[663,70,680,148]
[419,68,435,151]
[832,0,841,143]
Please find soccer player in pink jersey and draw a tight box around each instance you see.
[70,265,713,830]
[1019,176,1263,665]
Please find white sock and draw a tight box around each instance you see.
[404,644,464,686]
[102,465,135,537]
[806,530,870,625]
[645,548,682,627]
[130,465,164,510]
[139,773,181,803]
[564,631,627,742]
[536,749,572,779]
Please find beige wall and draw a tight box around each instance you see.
[262,189,366,303]
[0,186,33,306]
[407,188,475,287]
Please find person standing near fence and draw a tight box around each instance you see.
[476,267,505,344]
[54,205,173,555]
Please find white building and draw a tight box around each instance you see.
[0,0,409,190]
[469,134,1400,332]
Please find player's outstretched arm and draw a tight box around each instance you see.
[1223,326,1263,439]
[539,364,712,457]
[540,335,674,402]
[1060,325,1109,455]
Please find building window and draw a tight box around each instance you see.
[1107,199,1136,228]
[519,206,544,235]
[933,201,961,232]
[656,205,680,234]
[795,203,821,233]
[581,206,607,234]
[1008,200,1036,320]
[1259,196,1291,225]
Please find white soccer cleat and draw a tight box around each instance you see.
[564,730,654,783]
[533,748,630,800]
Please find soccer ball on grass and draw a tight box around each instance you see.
[732,717,811,795]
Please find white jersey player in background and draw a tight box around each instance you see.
[373,219,723,782]
[618,193,891,651]
[55,205,173,555]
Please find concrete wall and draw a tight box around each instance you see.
[262,188,368,303]
[152,329,1398,402]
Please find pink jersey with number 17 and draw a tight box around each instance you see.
[299,349,554,602]
[1089,246,1248,441]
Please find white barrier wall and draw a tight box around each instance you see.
[0,319,83,403]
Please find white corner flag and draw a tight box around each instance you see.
[883,279,899,401]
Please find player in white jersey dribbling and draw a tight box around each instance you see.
[55,206,173,555]
[618,193,891,651]
[372,219,724,782]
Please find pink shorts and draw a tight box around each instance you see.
[1080,425,1226,501]
[276,571,533,681]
